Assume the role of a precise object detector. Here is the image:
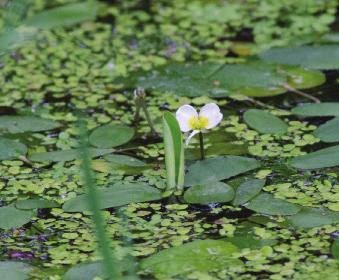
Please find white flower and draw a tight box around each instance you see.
[176,103,223,145]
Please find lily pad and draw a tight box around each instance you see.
[103,154,146,167]
[0,204,35,230]
[292,103,339,117]
[284,207,339,228]
[260,45,339,70]
[0,261,33,280]
[16,199,60,210]
[185,156,260,186]
[63,262,104,280]
[243,109,288,134]
[233,179,265,206]
[0,116,60,133]
[89,124,134,148]
[63,183,162,212]
[30,148,113,162]
[313,117,339,142]
[225,235,277,249]
[0,137,27,160]
[291,144,339,169]
[141,239,241,278]
[246,193,301,215]
[184,182,235,204]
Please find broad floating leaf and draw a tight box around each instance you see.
[0,261,33,280]
[243,109,288,134]
[163,112,185,189]
[63,183,162,212]
[184,182,235,204]
[63,262,104,280]
[260,45,339,70]
[89,124,134,148]
[122,62,324,97]
[30,148,113,162]
[233,179,265,206]
[0,116,60,133]
[91,159,150,175]
[141,240,241,278]
[103,154,146,167]
[313,117,339,143]
[0,204,34,230]
[225,235,277,249]
[284,207,339,228]
[246,193,301,215]
[185,156,260,186]
[291,144,339,169]
[23,1,100,29]
[0,137,27,160]
[16,199,60,210]
[292,103,339,117]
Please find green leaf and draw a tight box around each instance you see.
[292,103,339,117]
[30,148,113,162]
[63,183,162,212]
[260,45,339,70]
[291,144,339,169]
[123,62,324,97]
[184,182,235,204]
[0,137,27,160]
[243,109,288,134]
[140,240,241,278]
[332,238,339,259]
[23,1,99,29]
[63,262,104,280]
[89,124,134,148]
[103,154,146,167]
[186,143,248,160]
[163,112,184,189]
[246,193,301,215]
[91,160,150,175]
[233,179,265,206]
[16,199,60,210]
[313,117,339,143]
[0,261,33,280]
[0,116,60,133]
[284,207,339,228]
[185,156,260,186]
[0,204,34,229]
[225,235,277,249]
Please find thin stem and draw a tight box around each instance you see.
[199,132,205,160]
[243,96,275,109]
[141,102,157,137]
[78,121,119,280]
[282,83,321,103]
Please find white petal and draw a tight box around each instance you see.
[176,104,198,132]
[199,103,223,129]
[185,130,199,146]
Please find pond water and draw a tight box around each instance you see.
[0,1,339,280]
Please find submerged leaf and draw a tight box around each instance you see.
[103,154,146,167]
[63,262,104,280]
[141,240,241,278]
[0,261,33,280]
[184,182,235,204]
[243,109,288,134]
[16,199,60,210]
[185,156,260,186]
[63,183,162,212]
[246,193,301,215]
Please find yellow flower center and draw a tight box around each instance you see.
[189,116,209,130]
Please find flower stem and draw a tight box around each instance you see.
[141,102,157,137]
[199,132,205,160]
